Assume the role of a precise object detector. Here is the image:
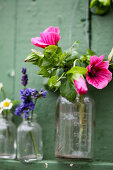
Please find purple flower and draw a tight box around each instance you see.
[31,89,38,98]
[21,67,26,74]
[15,106,23,116]
[20,88,32,101]
[15,100,35,118]
[21,67,28,87]
[21,74,28,87]
[39,89,47,98]
[15,68,48,119]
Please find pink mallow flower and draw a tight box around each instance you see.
[31,26,61,48]
[74,76,88,95]
[86,55,112,89]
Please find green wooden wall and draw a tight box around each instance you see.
[0,0,113,169]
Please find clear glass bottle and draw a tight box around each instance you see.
[0,114,16,159]
[55,95,94,159]
[17,114,43,163]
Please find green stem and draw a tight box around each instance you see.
[1,88,6,99]
[57,72,65,82]
[29,130,39,157]
[3,113,12,145]
[79,95,85,145]
[73,59,81,67]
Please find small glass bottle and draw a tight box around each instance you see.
[55,95,94,159]
[0,113,16,159]
[17,113,43,163]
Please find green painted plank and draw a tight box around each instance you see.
[91,9,113,56]
[90,9,113,162]
[1,160,113,170]
[14,0,89,160]
[0,0,16,99]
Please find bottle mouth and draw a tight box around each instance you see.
[22,113,37,121]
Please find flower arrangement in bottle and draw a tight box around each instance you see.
[0,82,16,159]
[15,67,47,162]
[24,26,112,159]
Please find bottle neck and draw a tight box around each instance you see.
[0,112,11,119]
[76,94,85,103]
[22,113,37,123]
[0,113,12,123]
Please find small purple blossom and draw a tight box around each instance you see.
[15,106,23,116]
[21,74,28,86]
[21,67,26,74]
[31,89,38,98]
[20,88,32,101]
[21,67,28,87]
[39,89,47,98]
[15,100,35,118]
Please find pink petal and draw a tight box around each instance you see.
[90,55,104,66]
[99,55,104,61]
[44,26,60,34]
[96,69,112,82]
[87,54,112,89]
[74,76,88,95]
[87,65,91,72]
[40,32,61,45]
[31,37,49,48]
[86,75,108,89]
[95,61,109,69]
[86,69,112,89]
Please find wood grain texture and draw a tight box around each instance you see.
[91,8,113,162]
[0,0,16,100]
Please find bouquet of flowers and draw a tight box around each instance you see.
[15,67,47,119]
[15,67,47,162]
[24,26,112,102]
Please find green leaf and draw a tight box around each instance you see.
[25,51,43,67]
[50,69,57,77]
[90,0,110,8]
[90,0,98,8]
[59,52,66,67]
[54,81,61,91]
[43,45,62,66]
[65,41,79,62]
[87,49,96,56]
[38,68,50,77]
[79,49,96,65]
[90,0,110,15]
[60,80,76,103]
[99,0,111,6]
[95,6,109,15]
[72,73,81,81]
[48,75,61,90]
[48,75,57,88]
[44,45,58,55]
[67,66,87,76]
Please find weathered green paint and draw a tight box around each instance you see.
[0,0,16,100]
[91,8,113,162]
[1,160,113,170]
[0,0,113,169]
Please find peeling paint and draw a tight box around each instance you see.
[70,164,74,167]
[45,163,48,168]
